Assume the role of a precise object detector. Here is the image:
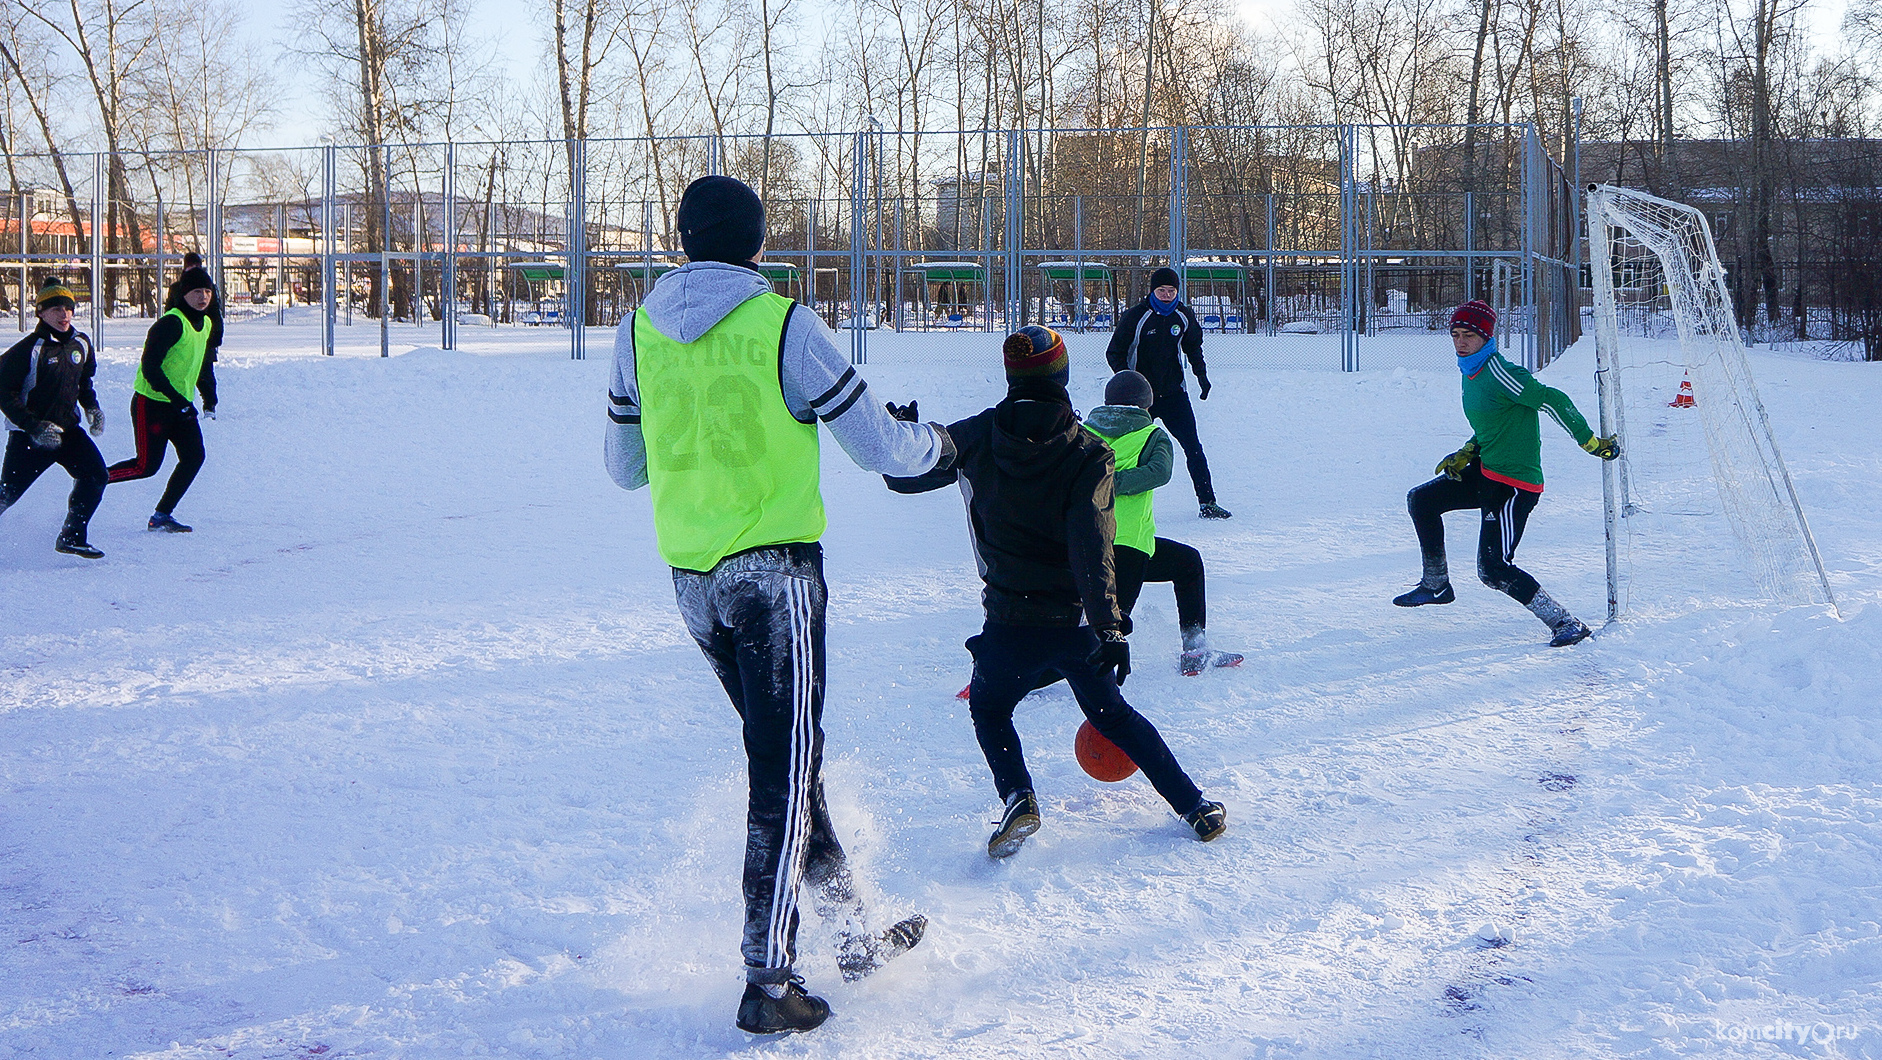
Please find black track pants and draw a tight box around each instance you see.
[1148,390,1216,505]
[1407,463,1542,605]
[966,621,1204,815]
[1115,538,1206,632]
[673,543,867,985]
[1,428,107,532]
[106,394,204,514]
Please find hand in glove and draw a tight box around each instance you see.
[28,421,63,449]
[885,400,919,422]
[1196,374,1212,400]
[85,406,104,436]
[1435,441,1479,480]
[1086,627,1132,687]
[177,403,199,419]
[1582,434,1620,460]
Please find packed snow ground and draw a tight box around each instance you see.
[2,317,1878,1059]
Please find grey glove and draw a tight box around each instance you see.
[28,422,63,449]
[85,406,104,436]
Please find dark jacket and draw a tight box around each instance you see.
[1105,298,1206,399]
[887,378,1123,630]
[0,323,98,432]
[140,304,219,410]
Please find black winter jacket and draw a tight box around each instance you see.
[0,323,98,432]
[887,379,1123,630]
[1104,298,1206,399]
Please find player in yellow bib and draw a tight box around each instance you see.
[605,176,951,1036]
[106,263,220,532]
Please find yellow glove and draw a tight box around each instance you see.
[1582,434,1620,460]
[1435,441,1479,480]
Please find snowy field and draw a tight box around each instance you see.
[2,317,1878,1059]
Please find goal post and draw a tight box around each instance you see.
[1585,184,1838,620]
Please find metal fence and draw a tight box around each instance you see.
[1,121,1580,369]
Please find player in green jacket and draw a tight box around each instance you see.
[1393,300,1619,647]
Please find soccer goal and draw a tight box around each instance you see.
[1585,184,1837,621]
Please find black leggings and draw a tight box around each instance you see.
[1407,462,1542,604]
[1,428,107,532]
[107,394,204,514]
[1148,390,1216,505]
[1115,538,1205,632]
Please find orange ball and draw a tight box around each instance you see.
[1075,720,1139,782]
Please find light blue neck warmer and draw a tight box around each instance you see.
[1458,337,1497,377]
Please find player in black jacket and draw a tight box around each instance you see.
[0,278,109,558]
[1104,266,1230,519]
[887,325,1226,858]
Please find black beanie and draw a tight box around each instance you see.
[165,265,216,311]
[677,175,765,265]
[1149,266,1180,292]
[1104,370,1155,409]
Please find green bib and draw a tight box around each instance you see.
[1090,422,1159,556]
[634,293,826,572]
[134,308,208,404]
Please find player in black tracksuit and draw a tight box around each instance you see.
[888,325,1226,858]
[0,278,108,558]
[1104,266,1230,519]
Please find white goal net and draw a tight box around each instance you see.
[1585,184,1837,620]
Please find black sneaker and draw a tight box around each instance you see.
[1548,619,1593,647]
[1393,583,1455,607]
[148,512,192,533]
[837,913,927,981]
[1199,503,1233,519]
[1185,800,1227,842]
[54,535,104,559]
[735,976,830,1035]
[987,790,1040,859]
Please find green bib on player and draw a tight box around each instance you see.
[635,292,826,573]
[1090,421,1159,556]
[134,308,208,404]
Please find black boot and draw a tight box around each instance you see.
[1184,800,1227,842]
[837,913,928,981]
[987,789,1040,859]
[735,976,831,1034]
[55,515,103,560]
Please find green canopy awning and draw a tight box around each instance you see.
[909,262,985,282]
[614,261,676,277]
[1038,261,1113,280]
[509,262,565,282]
[1181,261,1244,282]
[755,261,801,284]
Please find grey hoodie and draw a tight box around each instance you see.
[1083,404,1174,498]
[606,260,949,493]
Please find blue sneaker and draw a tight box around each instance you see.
[1393,583,1455,607]
[148,512,192,533]
[1548,620,1593,647]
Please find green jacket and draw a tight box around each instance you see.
[1083,405,1173,498]
[1460,350,1593,492]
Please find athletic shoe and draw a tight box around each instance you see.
[1393,583,1455,607]
[955,684,971,700]
[987,790,1040,859]
[1198,503,1233,519]
[837,913,928,981]
[148,512,192,533]
[1185,800,1227,842]
[1180,649,1244,676]
[54,534,104,559]
[735,976,830,1035]
[1548,620,1593,648]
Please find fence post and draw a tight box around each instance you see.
[1265,191,1276,336]
[15,192,26,332]
[90,153,103,342]
[208,148,225,302]
[1521,123,1537,369]
[379,144,391,358]
[1005,128,1022,330]
[1169,126,1186,290]
[569,136,587,361]
[443,141,457,350]
[849,129,866,365]
[276,202,287,327]
[1340,124,1357,372]
[805,197,816,315]
[322,144,336,356]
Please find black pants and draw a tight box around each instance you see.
[966,622,1203,815]
[1,428,108,535]
[1115,539,1205,632]
[673,543,868,985]
[107,394,204,514]
[1407,462,1542,605]
[1148,390,1216,505]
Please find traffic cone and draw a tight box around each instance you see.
[1669,371,1695,408]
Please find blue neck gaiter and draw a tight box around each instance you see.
[1458,337,1497,377]
[1148,293,1177,316]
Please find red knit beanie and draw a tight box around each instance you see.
[1003,325,1069,384]
[1449,299,1496,341]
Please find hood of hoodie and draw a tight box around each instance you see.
[991,380,1087,481]
[640,261,772,343]
[1082,404,1152,439]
